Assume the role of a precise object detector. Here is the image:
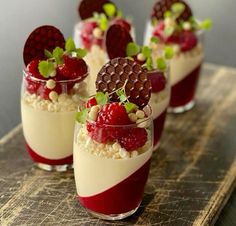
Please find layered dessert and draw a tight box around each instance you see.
[144,0,212,113]
[74,57,153,220]
[74,0,134,96]
[125,41,172,149]
[21,26,88,171]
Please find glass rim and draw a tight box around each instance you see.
[84,104,153,128]
[23,69,89,84]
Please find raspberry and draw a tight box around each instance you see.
[118,128,148,151]
[148,71,166,93]
[179,31,198,52]
[86,97,97,108]
[87,103,131,143]
[26,59,42,79]
[58,54,88,81]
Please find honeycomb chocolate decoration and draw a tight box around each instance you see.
[96,58,151,108]
[23,25,65,66]
[151,0,192,22]
[105,24,133,60]
[78,0,116,20]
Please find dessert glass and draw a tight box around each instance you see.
[73,105,153,220]
[21,70,87,171]
[168,30,205,113]
[147,67,170,150]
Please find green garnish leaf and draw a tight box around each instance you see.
[99,14,109,31]
[146,57,153,71]
[52,47,64,65]
[125,102,138,113]
[150,36,160,44]
[76,48,87,58]
[126,42,140,57]
[65,38,76,53]
[164,10,172,18]
[95,92,108,105]
[117,10,123,17]
[164,46,174,59]
[44,49,53,59]
[38,61,56,78]
[157,57,167,71]
[199,19,213,30]
[151,19,158,27]
[164,26,175,37]
[103,3,116,18]
[142,46,152,58]
[116,89,127,103]
[171,3,185,16]
[76,109,88,124]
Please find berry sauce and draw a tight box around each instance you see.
[78,159,151,215]
[170,64,202,108]
[26,142,73,165]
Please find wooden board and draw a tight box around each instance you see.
[0,64,236,226]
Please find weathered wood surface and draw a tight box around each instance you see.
[0,64,236,226]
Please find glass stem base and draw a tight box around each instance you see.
[168,100,195,114]
[35,163,73,172]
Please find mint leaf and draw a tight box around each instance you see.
[171,3,185,16]
[76,109,88,124]
[151,19,158,27]
[116,89,127,103]
[142,46,152,58]
[126,42,140,57]
[146,57,153,71]
[65,38,76,53]
[164,46,174,59]
[150,36,160,44]
[164,26,175,37]
[95,92,108,105]
[52,47,64,65]
[99,14,109,31]
[44,49,53,59]
[117,10,123,17]
[164,10,172,18]
[76,48,87,58]
[124,102,138,113]
[103,3,116,18]
[199,19,213,30]
[38,61,55,78]
[157,57,167,71]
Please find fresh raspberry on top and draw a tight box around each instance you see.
[112,18,131,32]
[178,31,198,52]
[148,71,167,93]
[26,59,43,79]
[58,54,88,81]
[87,102,131,143]
[118,127,148,151]
[86,97,97,108]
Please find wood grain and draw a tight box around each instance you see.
[0,65,236,226]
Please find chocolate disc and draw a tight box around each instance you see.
[78,0,116,20]
[96,58,151,108]
[105,24,133,60]
[23,25,65,66]
[151,0,192,22]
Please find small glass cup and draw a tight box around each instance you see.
[21,70,88,171]
[168,30,205,113]
[73,105,153,220]
[147,68,170,150]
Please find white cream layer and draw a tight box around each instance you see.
[21,101,76,160]
[149,89,170,119]
[74,138,152,197]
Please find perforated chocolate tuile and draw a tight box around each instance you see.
[96,58,151,108]
[151,0,192,22]
[23,25,65,66]
[78,0,116,20]
[106,24,133,60]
